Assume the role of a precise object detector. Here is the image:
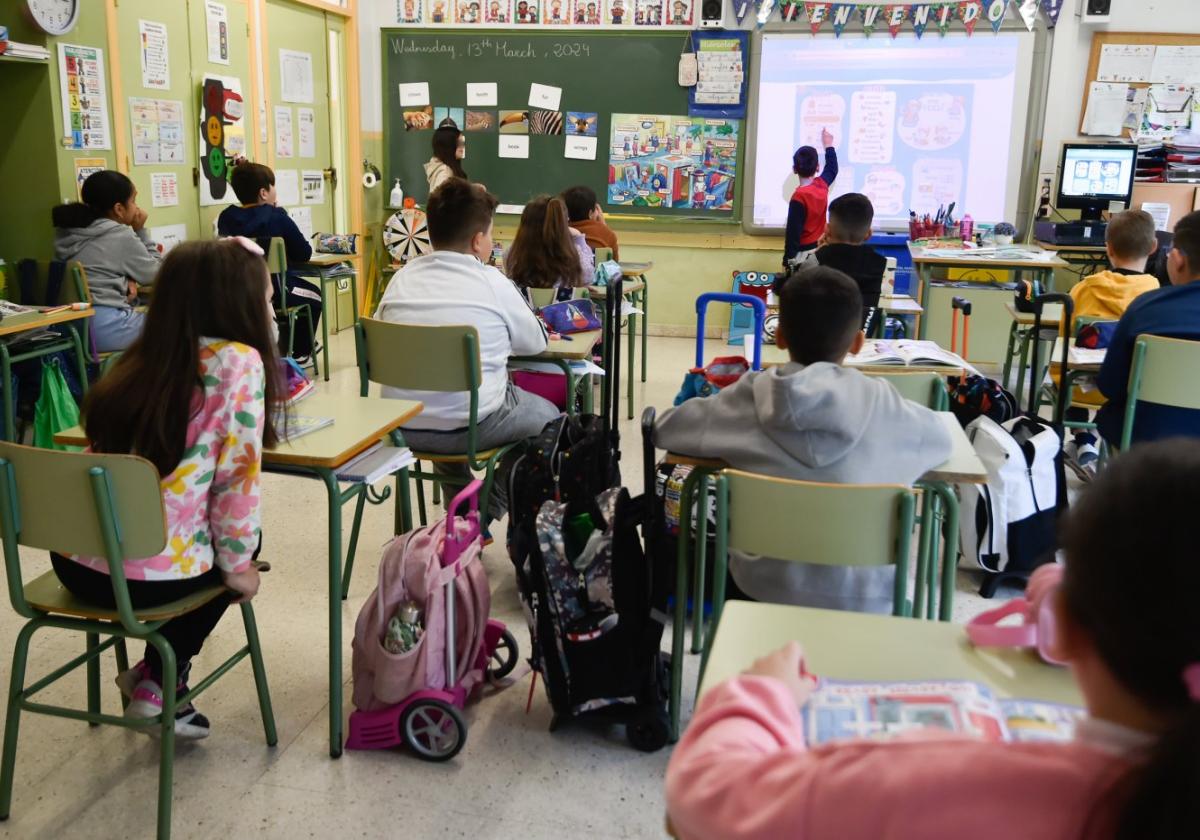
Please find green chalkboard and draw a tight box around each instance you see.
[382,29,742,220]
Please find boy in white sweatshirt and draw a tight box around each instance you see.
[655,266,951,613]
[375,178,556,523]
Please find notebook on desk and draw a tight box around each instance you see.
[280,415,334,440]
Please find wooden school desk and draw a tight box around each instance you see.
[661,412,987,739]
[698,601,1080,705]
[0,307,93,441]
[908,245,1069,340]
[297,254,360,383]
[1035,241,1109,280]
[586,280,645,419]
[1002,302,1064,407]
[510,329,602,415]
[57,393,424,758]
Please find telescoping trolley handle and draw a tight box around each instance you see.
[950,296,972,359]
[694,293,768,370]
[1028,291,1074,425]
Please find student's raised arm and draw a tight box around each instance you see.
[819,137,839,187]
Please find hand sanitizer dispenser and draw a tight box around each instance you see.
[389,179,404,209]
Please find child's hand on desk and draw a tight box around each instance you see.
[223,566,261,603]
[745,641,818,706]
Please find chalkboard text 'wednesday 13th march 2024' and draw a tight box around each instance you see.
[389,37,592,61]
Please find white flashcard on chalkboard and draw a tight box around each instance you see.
[528,83,563,111]
[564,135,598,161]
[467,82,498,106]
[398,82,431,107]
[498,135,530,159]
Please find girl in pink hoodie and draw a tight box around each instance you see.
[666,439,1200,840]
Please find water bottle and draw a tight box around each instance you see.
[389,178,404,209]
[960,214,974,243]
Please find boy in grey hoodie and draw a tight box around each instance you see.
[654,266,952,613]
[53,170,161,352]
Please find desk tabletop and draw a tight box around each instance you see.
[55,394,425,471]
[1004,301,1064,326]
[538,329,601,361]
[1052,337,1105,372]
[586,279,646,298]
[663,412,985,486]
[908,244,1069,270]
[617,261,653,275]
[0,307,93,337]
[1035,240,1107,254]
[300,253,353,268]
[879,294,923,314]
[699,601,1080,705]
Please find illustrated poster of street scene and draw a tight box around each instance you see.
[608,114,739,212]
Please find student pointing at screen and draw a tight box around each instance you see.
[783,128,838,272]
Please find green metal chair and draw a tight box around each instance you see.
[354,317,519,535]
[865,370,949,410]
[265,238,319,377]
[0,443,276,840]
[700,469,917,683]
[1119,334,1200,450]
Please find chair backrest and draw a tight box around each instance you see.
[527,287,559,308]
[11,260,90,306]
[718,469,915,616]
[865,371,948,410]
[594,246,614,265]
[356,318,481,396]
[1121,334,1200,449]
[264,237,289,309]
[0,442,167,619]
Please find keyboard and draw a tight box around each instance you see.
[1052,236,1107,247]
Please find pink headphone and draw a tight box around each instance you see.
[967,563,1064,666]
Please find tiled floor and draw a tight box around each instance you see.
[0,329,1024,839]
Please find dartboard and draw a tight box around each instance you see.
[383,208,431,262]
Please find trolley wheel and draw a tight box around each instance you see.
[626,707,670,753]
[487,628,519,680]
[401,699,466,762]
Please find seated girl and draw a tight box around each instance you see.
[51,237,282,740]
[504,194,595,303]
[52,170,162,352]
[667,439,1200,839]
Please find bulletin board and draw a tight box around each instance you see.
[1078,31,1200,135]
[382,29,744,219]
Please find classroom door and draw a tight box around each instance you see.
[185,0,258,237]
[265,0,339,240]
[113,0,202,242]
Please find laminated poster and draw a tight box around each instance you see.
[514,0,540,23]
[484,0,512,22]
[608,114,739,212]
[572,0,602,24]
[397,0,424,23]
[58,43,112,151]
[635,0,664,25]
[607,0,630,24]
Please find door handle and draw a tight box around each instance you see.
[324,167,337,190]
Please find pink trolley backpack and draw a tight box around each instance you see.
[346,480,518,760]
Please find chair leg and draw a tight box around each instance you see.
[149,636,176,840]
[415,466,428,527]
[340,488,368,600]
[114,638,131,710]
[240,603,278,747]
[691,474,710,655]
[0,623,37,820]
[86,632,101,726]
[395,467,413,535]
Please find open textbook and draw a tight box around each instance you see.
[847,339,975,373]
[805,679,1083,746]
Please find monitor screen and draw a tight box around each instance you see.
[1058,144,1137,205]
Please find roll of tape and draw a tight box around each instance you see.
[362,171,378,189]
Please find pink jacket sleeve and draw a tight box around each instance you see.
[209,347,265,574]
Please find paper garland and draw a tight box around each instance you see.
[753,0,1060,34]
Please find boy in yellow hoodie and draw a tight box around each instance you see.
[1062,209,1160,475]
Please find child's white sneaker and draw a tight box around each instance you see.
[118,661,210,740]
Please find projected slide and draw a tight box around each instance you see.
[751,35,1023,229]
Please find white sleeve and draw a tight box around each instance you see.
[489,267,548,355]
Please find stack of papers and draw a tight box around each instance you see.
[335,444,416,485]
[0,41,51,60]
[1068,346,1107,366]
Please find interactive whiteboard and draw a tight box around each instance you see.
[746,33,1035,231]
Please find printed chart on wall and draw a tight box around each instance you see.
[751,34,1026,228]
[198,74,246,206]
[607,114,739,212]
[57,44,112,151]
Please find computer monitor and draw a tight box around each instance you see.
[1057,143,1137,222]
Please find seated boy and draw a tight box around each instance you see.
[814,192,886,335]
[218,162,322,357]
[654,267,952,613]
[561,185,619,260]
[375,178,557,524]
[1096,210,1200,448]
[783,128,837,271]
[1060,209,1160,474]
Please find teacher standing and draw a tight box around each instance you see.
[425,119,468,196]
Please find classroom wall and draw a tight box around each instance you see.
[356,1,1200,333]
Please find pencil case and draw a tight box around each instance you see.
[312,232,358,254]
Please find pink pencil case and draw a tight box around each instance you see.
[966,563,1064,666]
